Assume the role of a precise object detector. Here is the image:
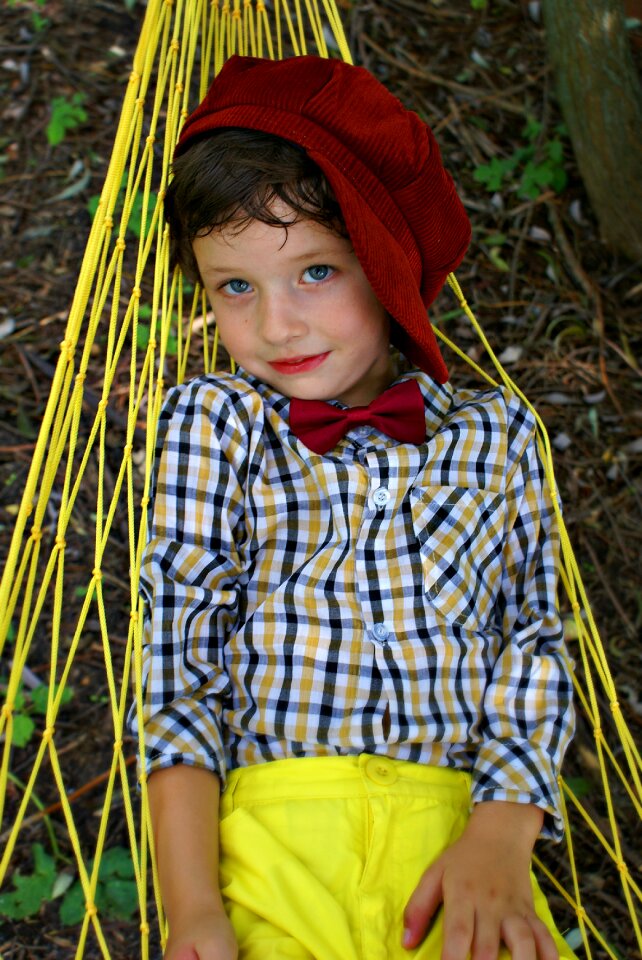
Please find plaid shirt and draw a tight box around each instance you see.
[133,360,574,837]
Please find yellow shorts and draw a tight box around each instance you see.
[218,755,576,960]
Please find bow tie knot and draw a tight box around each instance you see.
[289,379,426,455]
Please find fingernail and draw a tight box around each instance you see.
[402,928,413,949]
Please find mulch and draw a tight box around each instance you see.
[0,1,640,957]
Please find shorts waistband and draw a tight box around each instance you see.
[222,755,472,813]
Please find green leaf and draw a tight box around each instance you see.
[46,94,88,147]
[98,847,135,881]
[101,879,138,920]
[31,683,74,715]
[564,777,591,798]
[487,247,510,272]
[59,882,86,925]
[0,844,55,919]
[136,324,150,350]
[473,157,515,192]
[12,712,36,748]
[87,195,100,219]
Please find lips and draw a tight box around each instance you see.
[268,352,330,375]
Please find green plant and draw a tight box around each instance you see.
[136,304,179,356]
[0,844,58,919]
[46,93,87,147]
[473,120,568,200]
[59,847,138,924]
[0,678,74,748]
[0,844,137,924]
[87,181,158,239]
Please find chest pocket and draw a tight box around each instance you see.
[409,485,506,632]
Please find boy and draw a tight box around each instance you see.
[132,55,576,960]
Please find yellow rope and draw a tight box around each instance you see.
[0,3,639,956]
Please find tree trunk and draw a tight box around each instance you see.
[542,0,642,261]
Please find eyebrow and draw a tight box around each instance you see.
[201,248,344,277]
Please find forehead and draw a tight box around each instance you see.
[193,208,355,271]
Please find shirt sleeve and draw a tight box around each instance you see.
[471,400,575,840]
[129,378,247,784]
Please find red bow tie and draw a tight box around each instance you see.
[289,379,426,454]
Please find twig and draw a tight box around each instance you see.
[582,539,637,639]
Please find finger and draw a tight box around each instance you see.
[468,909,500,960]
[440,898,475,960]
[500,915,537,960]
[402,864,444,949]
[526,914,560,960]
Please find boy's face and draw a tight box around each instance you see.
[192,204,395,406]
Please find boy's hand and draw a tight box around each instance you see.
[163,906,238,960]
[402,801,558,960]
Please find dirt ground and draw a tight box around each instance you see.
[0,1,640,957]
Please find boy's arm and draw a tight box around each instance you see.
[148,765,237,960]
[402,800,558,960]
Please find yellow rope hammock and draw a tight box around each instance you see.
[0,1,640,957]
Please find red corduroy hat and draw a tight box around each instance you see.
[175,55,471,383]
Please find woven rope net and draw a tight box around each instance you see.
[0,1,640,957]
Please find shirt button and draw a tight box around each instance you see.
[372,486,391,508]
[372,623,389,642]
[365,756,398,785]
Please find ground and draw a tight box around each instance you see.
[0,1,640,958]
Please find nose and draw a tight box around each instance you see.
[257,288,308,345]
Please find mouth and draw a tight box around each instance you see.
[268,352,330,375]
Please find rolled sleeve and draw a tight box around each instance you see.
[472,406,575,839]
[129,379,247,782]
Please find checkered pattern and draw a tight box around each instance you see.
[131,362,574,837]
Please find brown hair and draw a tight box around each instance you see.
[164,128,347,283]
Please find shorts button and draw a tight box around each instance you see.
[365,756,398,785]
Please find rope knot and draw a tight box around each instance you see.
[113,739,123,752]
[140,922,150,935]
[123,443,133,457]
[132,287,142,300]
[92,567,102,581]
[31,527,43,542]
[116,238,127,252]
[75,372,86,384]
[170,39,180,52]
[1,703,14,719]
[42,726,55,743]
[145,135,156,146]
[610,700,620,712]
[103,216,114,229]
[55,536,66,549]
[130,610,139,622]
[129,71,140,84]
[85,902,98,917]
[148,338,157,350]
[98,398,109,411]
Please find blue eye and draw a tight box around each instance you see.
[222,278,251,295]
[302,265,333,283]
